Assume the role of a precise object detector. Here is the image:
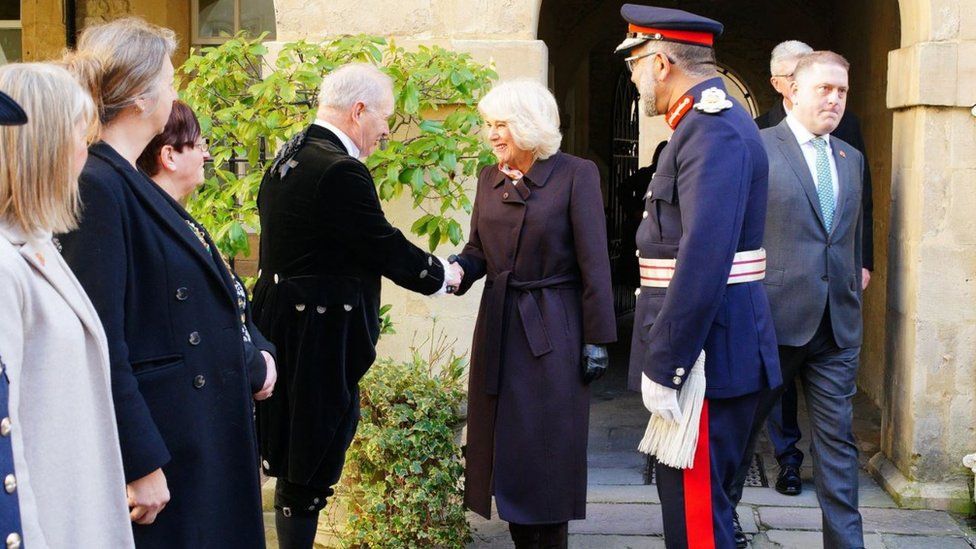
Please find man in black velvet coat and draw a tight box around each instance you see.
[251,63,463,548]
[753,40,874,505]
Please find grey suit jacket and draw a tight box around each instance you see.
[761,120,864,348]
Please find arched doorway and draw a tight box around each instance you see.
[536,0,900,495]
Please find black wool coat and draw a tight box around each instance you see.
[59,142,274,548]
[454,152,616,524]
[252,124,445,491]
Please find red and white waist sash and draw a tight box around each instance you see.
[639,248,766,288]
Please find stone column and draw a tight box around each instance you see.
[868,0,976,514]
[20,0,67,61]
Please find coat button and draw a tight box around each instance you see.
[647,190,654,199]
[274,274,280,284]
[642,211,649,219]
[188,331,201,345]
[634,288,641,296]
[672,376,682,385]
[262,459,271,470]
[343,304,352,312]
[821,275,829,281]
[295,303,306,312]
[316,306,327,314]
[6,533,21,549]
[419,269,428,279]
[0,418,10,437]
[193,375,206,389]
[635,250,640,258]
[3,474,15,494]
[175,287,189,301]
[675,367,686,376]
[503,192,509,199]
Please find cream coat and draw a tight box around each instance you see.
[0,221,133,548]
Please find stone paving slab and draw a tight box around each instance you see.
[758,506,966,536]
[569,503,663,535]
[749,530,884,548]
[589,466,645,485]
[588,484,660,504]
[880,533,974,548]
[570,534,665,548]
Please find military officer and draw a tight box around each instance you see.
[0,90,26,549]
[251,63,462,549]
[617,5,781,548]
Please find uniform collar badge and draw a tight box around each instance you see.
[665,95,694,130]
[693,87,733,114]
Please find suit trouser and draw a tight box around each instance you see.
[729,312,864,548]
[657,393,760,549]
[766,379,804,467]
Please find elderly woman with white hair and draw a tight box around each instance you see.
[452,80,616,548]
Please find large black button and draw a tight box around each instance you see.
[175,287,189,301]
[188,331,201,345]
[193,375,206,389]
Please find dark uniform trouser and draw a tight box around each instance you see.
[729,311,864,549]
[656,393,761,549]
[766,378,804,467]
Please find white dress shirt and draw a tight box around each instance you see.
[313,119,361,159]
[784,112,840,209]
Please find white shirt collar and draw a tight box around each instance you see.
[313,119,360,159]
[785,111,830,148]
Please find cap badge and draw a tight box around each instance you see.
[693,87,733,114]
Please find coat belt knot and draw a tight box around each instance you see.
[483,270,580,395]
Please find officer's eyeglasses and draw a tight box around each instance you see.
[625,52,677,73]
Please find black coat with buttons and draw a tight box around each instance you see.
[59,142,274,549]
[251,124,445,491]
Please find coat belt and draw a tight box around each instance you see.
[639,248,766,288]
[483,271,580,395]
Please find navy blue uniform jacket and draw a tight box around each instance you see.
[627,78,781,399]
[60,142,274,548]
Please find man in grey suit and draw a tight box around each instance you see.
[728,50,865,549]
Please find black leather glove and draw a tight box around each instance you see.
[581,344,609,385]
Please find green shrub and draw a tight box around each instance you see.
[341,329,469,548]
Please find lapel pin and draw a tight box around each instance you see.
[35,252,45,267]
[839,149,847,158]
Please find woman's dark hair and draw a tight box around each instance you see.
[137,100,202,176]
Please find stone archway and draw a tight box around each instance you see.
[533,0,976,513]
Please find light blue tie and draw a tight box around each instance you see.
[811,137,835,232]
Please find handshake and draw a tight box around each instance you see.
[441,254,465,294]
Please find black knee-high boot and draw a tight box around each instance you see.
[275,508,320,549]
[509,522,541,549]
[537,522,568,549]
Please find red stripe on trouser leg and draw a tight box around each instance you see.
[683,399,715,549]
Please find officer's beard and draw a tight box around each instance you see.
[639,79,659,117]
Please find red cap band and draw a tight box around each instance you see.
[628,24,714,47]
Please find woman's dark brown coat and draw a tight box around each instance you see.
[454,151,616,524]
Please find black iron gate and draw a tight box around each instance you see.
[608,70,641,316]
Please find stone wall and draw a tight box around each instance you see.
[867,0,976,513]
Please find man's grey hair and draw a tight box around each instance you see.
[770,40,813,76]
[317,63,393,112]
[642,41,716,78]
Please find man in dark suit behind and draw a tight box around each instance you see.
[754,40,874,500]
[251,63,462,549]
[730,51,867,548]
